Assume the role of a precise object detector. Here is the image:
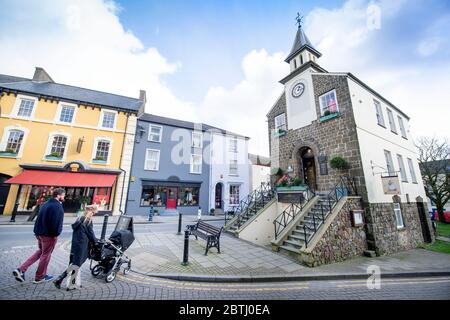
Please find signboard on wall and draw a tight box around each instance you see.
[381,175,401,195]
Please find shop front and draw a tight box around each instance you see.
[5,163,119,215]
[139,180,202,214]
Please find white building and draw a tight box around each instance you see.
[248,153,271,192]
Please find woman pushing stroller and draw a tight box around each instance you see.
[54,205,98,290]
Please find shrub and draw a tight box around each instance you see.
[272,167,284,176]
[330,156,349,170]
[292,178,304,186]
[323,110,331,116]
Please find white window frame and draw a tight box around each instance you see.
[44,131,71,162]
[192,131,203,148]
[55,101,78,124]
[274,113,287,131]
[319,89,339,116]
[229,159,238,176]
[148,124,163,143]
[91,137,113,165]
[0,125,29,158]
[398,116,407,139]
[407,158,418,183]
[384,150,395,176]
[229,184,241,205]
[394,203,405,229]
[374,100,385,127]
[98,109,118,130]
[386,108,397,134]
[144,148,160,171]
[190,154,202,174]
[228,137,238,153]
[11,94,38,119]
[396,154,408,182]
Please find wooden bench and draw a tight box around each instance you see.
[186,220,223,255]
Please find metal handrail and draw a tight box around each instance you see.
[226,182,275,228]
[273,187,315,239]
[301,175,358,248]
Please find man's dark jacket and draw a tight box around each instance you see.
[33,198,64,237]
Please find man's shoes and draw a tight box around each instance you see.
[33,275,54,284]
[13,268,25,282]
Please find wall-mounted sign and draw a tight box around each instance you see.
[318,155,328,175]
[351,210,364,227]
[277,192,304,203]
[382,175,401,195]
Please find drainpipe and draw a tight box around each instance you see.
[117,113,130,216]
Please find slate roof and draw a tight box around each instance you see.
[285,26,322,62]
[139,113,250,140]
[0,73,143,112]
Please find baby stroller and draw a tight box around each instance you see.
[89,215,135,283]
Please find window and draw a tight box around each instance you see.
[59,105,75,123]
[178,186,200,206]
[229,159,238,175]
[319,90,339,116]
[407,158,418,183]
[386,109,397,133]
[17,98,35,117]
[384,150,395,176]
[293,59,297,69]
[94,140,110,162]
[100,110,116,129]
[300,55,304,65]
[192,132,203,148]
[374,100,385,127]
[229,185,240,205]
[229,137,238,152]
[397,154,408,182]
[398,116,407,139]
[148,124,163,143]
[190,154,202,174]
[5,130,24,153]
[144,149,160,171]
[394,203,405,229]
[274,113,287,132]
[49,135,67,158]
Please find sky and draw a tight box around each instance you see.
[0,0,449,156]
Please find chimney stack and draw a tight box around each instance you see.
[32,67,54,83]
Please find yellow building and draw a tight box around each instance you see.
[0,67,145,216]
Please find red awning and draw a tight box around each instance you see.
[5,170,117,187]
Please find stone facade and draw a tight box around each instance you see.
[365,200,433,255]
[268,74,367,198]
[302,197,367,267]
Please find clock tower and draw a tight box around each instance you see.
[279,14,325,131]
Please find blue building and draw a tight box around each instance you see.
[126,114,250,216]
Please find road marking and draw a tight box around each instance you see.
[337,279,450,288]
[331,277,450,284]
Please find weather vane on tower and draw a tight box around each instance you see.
[296,12,304,28]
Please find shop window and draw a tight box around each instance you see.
[178,186,200,206]
[140,186,167,207]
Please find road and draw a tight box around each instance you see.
[0,223,449,300]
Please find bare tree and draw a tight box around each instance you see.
[416,136,450,223]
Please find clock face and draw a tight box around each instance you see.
[292,82,305,98]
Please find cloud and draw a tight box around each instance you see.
[0,0,197,120]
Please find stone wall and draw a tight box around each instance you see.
[365,202,429,255]
[267,74,367,199]
[302,197,367,267]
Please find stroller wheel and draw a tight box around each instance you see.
[123,261,131,275]
[105,271,116,283]
[91,265,103,277]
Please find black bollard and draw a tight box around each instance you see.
[9,201,19,222]
[181,230,189,266]
[100,214,109,240]
[177,212,182,235]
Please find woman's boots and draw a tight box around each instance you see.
[53,271,68,289]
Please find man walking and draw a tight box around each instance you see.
[13,188,65,284]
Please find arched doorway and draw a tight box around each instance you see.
[215,183,223,209]
[299,147,317,191]
[0,174,12,215]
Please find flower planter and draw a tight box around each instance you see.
[92,159,107,164]
[319,112,340,123]
[45,156,63,161]
[0,152,18,158]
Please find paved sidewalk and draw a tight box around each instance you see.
[57,227,450,282]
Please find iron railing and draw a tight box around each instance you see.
[273,187,315,239]
[302,175,357,248]
[225,182,275,228]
